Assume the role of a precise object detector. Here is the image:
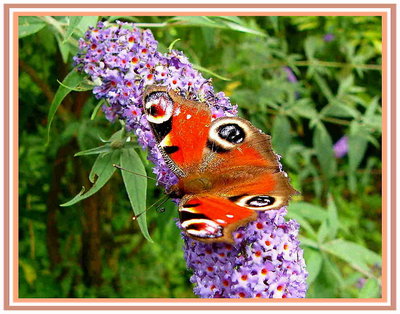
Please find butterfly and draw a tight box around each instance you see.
[143,85,297,243]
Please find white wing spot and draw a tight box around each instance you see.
[186,114,192,119]
[226,214,234,218]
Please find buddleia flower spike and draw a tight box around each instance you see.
[74,20,308,298]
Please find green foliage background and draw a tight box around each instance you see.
[19,15,382,298]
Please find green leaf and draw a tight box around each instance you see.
[313,73,334,101]
[61,150,120,206]
[74,144,112,157]
[19,17,46,38]
[168,38,181,51]
[170,16,219,28]
[215,16,243,24]
[221,20,266,37]
[359,278,381,298]
[304,248,323,285]
[313,123,336,178]
[298,236,319,249]
[47,69,86,144]
[193,64,231,81]
[56,79,94,92]
[304,36,318,60]
[286,212,317,238]
[317,220,330,244]
[287,201,328,222]
[91,99,105,120]
[271,115,292,155]
[321,253,346,289]
[321,103,359,119]
[321,239,381,274]
[120,144,152,242]
[19,260,37,285]
[326,195,339,240]
[64,16,83,43]
[76,16,99,34]
[54,32,70,63]
[348,121,369,171]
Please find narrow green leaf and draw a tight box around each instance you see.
[304,248,323,285]
[171,16,218,28]
[76,16,99,34]
[287,214,318,240]
[222,21,266,37]
[215,16,243,24]
[317,220,330,244]
[55,32,70,64]
[313,73,334,101]
[337,74,354,97]
[74,144,112,157]
[321,239,381,274]
[47,69,86,144]
[321,103,359,119]
[64,16,83,43]
[271,115,292,156]
[193,64,231,81]
[56,79,94,92]
[61,150,120,206]
[288,201,328,222]
[359,278,381,298]
[91,99,105,120]
[321,253,346,289]
[348,121,369,171]
[168,38,181,51]
[326,195,339,240]
[313,123,336,178]
[298,236,319,249]
[19,17,46,38]
[120,145,152,242]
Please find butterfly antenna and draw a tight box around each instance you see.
[113,164,169,185]
[132,194,170,221]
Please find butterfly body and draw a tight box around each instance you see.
[143,85,297,243]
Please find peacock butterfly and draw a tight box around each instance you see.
[143,85,297,243]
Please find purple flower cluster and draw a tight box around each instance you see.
[74,21,308,298]
[183,207,307,298]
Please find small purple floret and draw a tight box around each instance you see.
[333,136,349,158]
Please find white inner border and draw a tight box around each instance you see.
[7,5,392,308]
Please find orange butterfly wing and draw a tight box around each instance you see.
[143,85,211,176]
[143,86,297,243]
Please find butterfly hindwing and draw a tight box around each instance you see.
[178,194,257,243]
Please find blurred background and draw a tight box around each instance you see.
[19,16,382,298]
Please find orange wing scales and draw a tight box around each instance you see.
[168,104,211,169]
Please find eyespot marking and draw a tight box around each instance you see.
[183,219,223,239]
[217,123,245,144]
[245,196,275,207]
[145,91,174,124]
[230,194,282,211]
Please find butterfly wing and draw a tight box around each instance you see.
[202,115,298,208]
[178,194,258,243]
[143,85,211,177]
